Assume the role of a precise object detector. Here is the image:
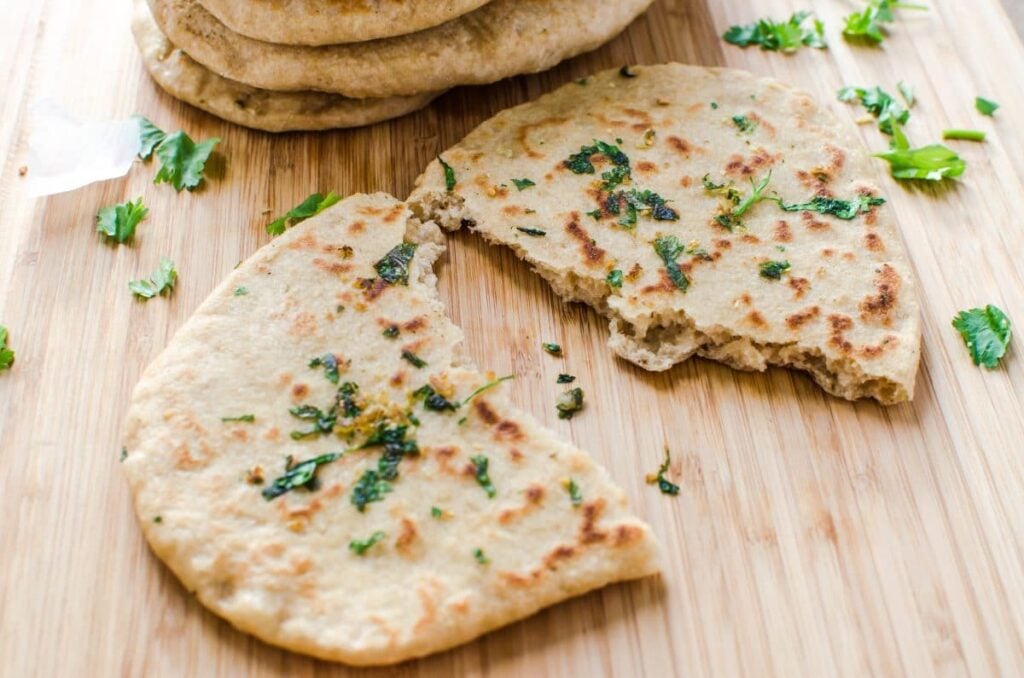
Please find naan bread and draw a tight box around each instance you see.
[409,65,921,404]
[198,0,493,46]
[122,193,659,665]
[146,0,655,98]
[132,1,439,132]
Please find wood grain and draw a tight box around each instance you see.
[2,1,1023,676]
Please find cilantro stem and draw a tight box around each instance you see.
[460,375,514,407]
[942,129,986,142]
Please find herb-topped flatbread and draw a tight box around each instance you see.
[409,64,922,404]
[132,0,440,132]
[122,194,658,665]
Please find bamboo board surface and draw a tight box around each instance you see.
[2,0,1023,676]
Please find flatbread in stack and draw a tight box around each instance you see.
[198,0,494,46]
[147,0,655,98]
[409,64,921,404]
[132,1,440,132]
[121,193,659,665]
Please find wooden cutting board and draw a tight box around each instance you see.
[1,1,1022,675]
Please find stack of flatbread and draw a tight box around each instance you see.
[130,0,656,132]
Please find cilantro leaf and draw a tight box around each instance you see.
[439,156,456,191]
[0,325,14,372]
[778,194,885,219]
[557,373,576,384]
[647,448,680,495]
[837,85,910,135]
[471,455,497,498]
[516,227,546,237]
[473,548,490,564]
[308,353,340,384]
[874,124,966,181]
[267,191,342,236]
[459,375,513,407]
[153,131,220,192]
[733,171,774,217]
[732,114,758,133]
[842,0,926,44]
[401,350,427,368]
[606,269,623,288]
[566,479,583,506]
[129,257,177,299]
[723,11,826,52]
[759,260,792,280]
[221,414,255,423]
[511,178,535,191]
[262,452,341,500]
[96,198,148,244]
[134,116,166,160]
[374,242,417,285]
[412,384,460,412]
[555,387,585,420]
[976,96,999,117]
[653,236,690,292]
[349,531,385,555]
[565,140,632,190]
[952,305,1012,368]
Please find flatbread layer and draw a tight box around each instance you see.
[409,65,922,404]
[122,193,659,665]
[197,0,493,46]
[146,0,655,98]
[132,0,439,132]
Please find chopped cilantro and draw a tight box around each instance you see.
[460,375,514,406]
[604,188,679,228]
[511,178,536,191]
[566,479,583,506]
[942,129,986,142]
[382,324,400,338]
[710,101,719,109]
[267,191,342,236]
[779,194,885,219]
[723,11,826,52]
[439,156,457,191]
[234,286,248,296]
[471,455,496,498]
[976,97,999,117]
[702,174,726,191]
[153,130,220,192]
[842,0,926,44]
[653,236,690,292]
[221,414,255,423]
[732,114,758,133]
[952,305,1012,368]
[351,469,392,510]
[96,198,147,243]
[351,423,419,511]
[401,350,427,368]
[473,548,490,564]
[837,85,909,135]
[557,373,576,384]
[134,115,166,160]
[542,342,562,356]
[349,531,385,556]
[308,354,340,384]
[565,140,632,190]
[431,506,444,519]
[586,208,603,220]
[262,452,341,500]
[606,269,623,288]
[289,404,337,439]
[516,227,546,236]
[374,242,417,285]
[874,122,966,181]
[0,325,13,372]
[153,516,162,524]
[647,448,680,495]
[555,387,585,420]
[732,171,774,217]
[129,257,177,299]
[759,260,792,280]
[619,64,637,78]
[412,384,459,412]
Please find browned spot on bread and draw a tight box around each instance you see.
[745,112,776,137]
[543,545,577,570]
[508,448,524,462]
[641,269,679,294]
[230,428,249,442]
[526,485,545,504]
[360,277,388,302]
[714,238,732,250]
[666,135,693,157]
[449,597,470,614]
[746,310,769,328]
[473,399,499,425]
[357,204,384,217]
[431,446,457,474]
[396,517,418,555]
[499,486,545,525]
[173,443,206,470]
[864,233,885,252]
[495,420,524,441]
[821,248,835,258]
[613,524,644,547]
[288,233,318,250]
[291,383,309,399]
[312,258,353,275]
[625,263,643,282]
[786,306,821,330]
[369,616,399,647]
[277,372,293,387]
[565,214,606,265]
[828,314,854,353]
[403,316,427,332]
[264,427,281,442]
[741,234,761,245]
[680,175,693,188]
[738,293,752,306]
[622,106,654,124]
[859,335,899,359]
[501,205,524,217]
[773,220,793,242]
[499,571,540,588]
[842,252,856,262]
[384,204,404,223]
[347,221,365,234]
[289,312,317,337]
[859,264,901,326]
[389,371,406,387]
[413,583,438,633]
[725,147,781,178]
[802,212,829,231]
[635,160,657,174]
[579,498,608,544]
[789,277,810,299]
[517,116,569,158]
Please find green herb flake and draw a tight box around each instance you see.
[401,350,427,368]
[471,455,497,498]
[723,11,826,52]
[349,531,386,556]
[412,384,459,412]
[619,64,637,78]
[431,506,444,519]
[555,387,585,420]
[565,140,632,191]
[221,414,255,423]
[837,85,910,135]
[952,305,1012,368]
[153,516,162,524]
[779,194,885,220]
[516,227,546,237]
[557,373,576,384]
[351,423,419,511]
[262,452,341,500]
[759,260,792,280]
[382,325,400,339]
[120,447,128,462]
[439,156,457,191]
[511,178,536,191]
[308,353,341,384]
[134,115,166,160]
[473,548,490,564]
[653,236,690,292]
[976,96,999,117]
[732,171,773,217]
[942,129,986,142]
[460,375,514,407]
[606,269,623,288]
[566,478,583,506]
[374,242,418,285]
[542,342,562,356]
[874,122,966,181]
[647,448,680,496]
[0,325,13,372]
[129,257,177,300]
[710,101,719,109]
[842,0,927,45]
[604,188,679,228]
[267,191,342,236]
[153,130,220,192]
[97,198,148,243]
[234,286,248,296]
[732,114,758,133]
